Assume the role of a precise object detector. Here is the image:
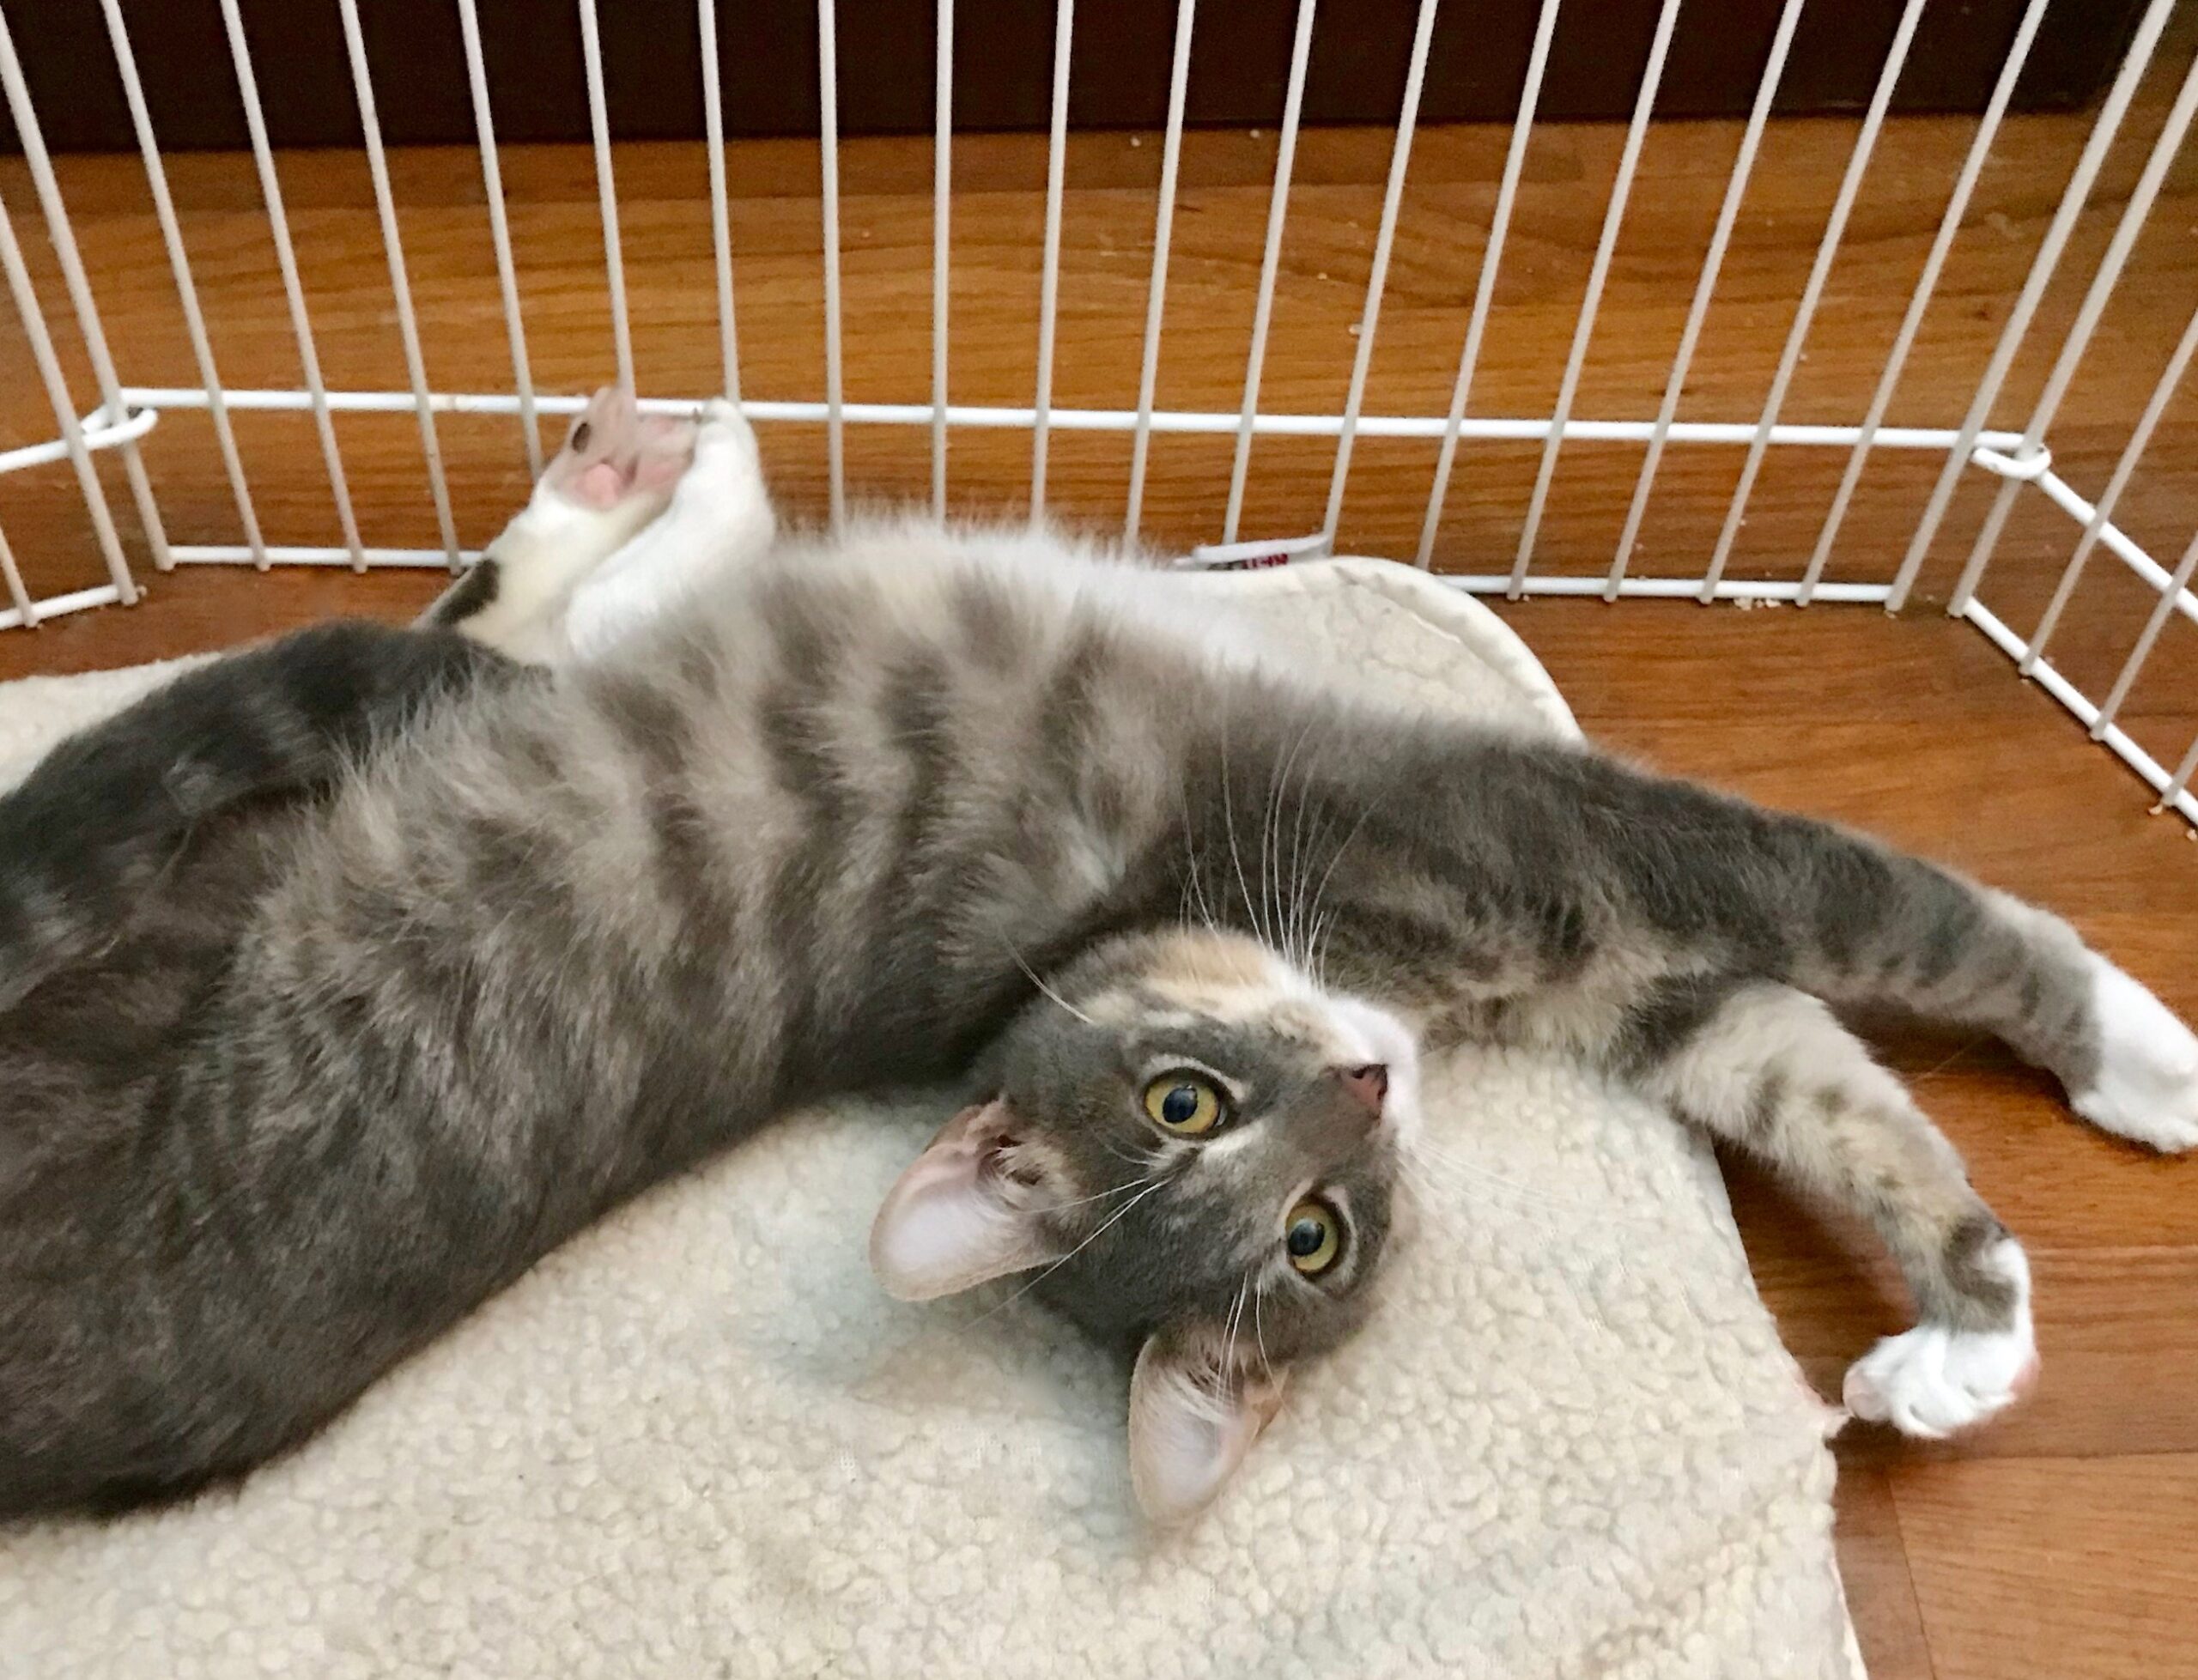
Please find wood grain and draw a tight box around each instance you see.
[4,32,2198,1674]
[1892,1455,2198,1680]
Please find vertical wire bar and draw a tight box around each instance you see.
[931,0,953,515]
[1507,0,1683,593]
[1946,48,2198,616]
[100,0,264,567]
[2025,296,2198,674]
[2093,520,2198,738]
[1320,0,1441,549]
[457,0,543,476]
[0,517,33,626]
[0,187,135,601]
[697,0,741,399]
[1221,0,1315,544]
[576,0,635,391]
[1697,0,1923,601]
[1885,0,2177,612]
[1799,0,2049,603]
[1602,0,1802,597]
[1029,0,1075,521]
[818,0,847,528]
[217,0,364,566]
[1415,0,1560,569]
[1123,0,1197,539]
[337,0,459,568]
[2168,728,2198,807]
[0,3,169,571]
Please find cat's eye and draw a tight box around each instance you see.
[1284,1199,1342,1275]
[1141,1073,1225,1134]
[570,420,593,452]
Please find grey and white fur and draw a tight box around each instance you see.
[2,400,2193,1525]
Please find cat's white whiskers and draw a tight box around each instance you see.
[1252,1275,1273,1377]
[963,1175,1171,1331]
[1005,943,1096,1028]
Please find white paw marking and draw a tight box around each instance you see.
[1844,1240,2036,1439]
[2070,956,2198,1152]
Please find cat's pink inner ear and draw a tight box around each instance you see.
[868,1100,1063,1301]
[573,460,629,511]
[1127,1329,1289,1525]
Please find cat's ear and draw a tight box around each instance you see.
[1127,1325,1290,1525]
[868,1099,1066,1301]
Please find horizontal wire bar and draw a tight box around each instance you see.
[155,537,1894,604]
[113,387,2033,449]
[0,581,124,634]
[0,403,158,476]
[1961,598,2198,826]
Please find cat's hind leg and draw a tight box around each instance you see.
[421,385,696,659]
[562,400,777,661]
[1636,979,2036,1437]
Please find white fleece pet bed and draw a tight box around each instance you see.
[0,558,1858,1679]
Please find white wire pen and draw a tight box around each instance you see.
[1508,0,1683,592]
[1029,0,1075,521]
[1417,0,1561,571]
[1319,0,1441,549]
[1123,0,1198,540]
[576,0,635,393]
[97,0,264,567]
[456,0,543,476]
[1947,47,2198,617]
[0,4,168,572]
[1886,0,2177,612]
[216,0,364,566]
[697,0,742,400]
[1798,0,2049,603]
[0,186,135,601]
[2023,296,2198,676]
[336,0,459,567]
[1601,0,1801,596]
[818,0,847,528]
[932,0,954,516]
[1220,0,1316,545]
[1698,0,1924,600]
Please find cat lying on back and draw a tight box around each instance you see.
[0,392,2191,1525]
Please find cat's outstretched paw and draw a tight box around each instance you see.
[1844,1241,2037,1438]
[2069,957,2198,1152]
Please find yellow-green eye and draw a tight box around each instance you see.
[1284,1200,1342,1274]
[1142,1073,1223,1134]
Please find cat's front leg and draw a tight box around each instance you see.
[1631,979,2037,1437]
[562,400,778,661]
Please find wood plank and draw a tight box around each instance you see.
[1890,1455,2198,1680]
[1834,1465,1937,1680]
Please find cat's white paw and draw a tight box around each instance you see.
[2069,957,2198,1152]
[1844,1240,2036,1438]
[687,400,762,488]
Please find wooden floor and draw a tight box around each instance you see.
[4,17,2198,1673]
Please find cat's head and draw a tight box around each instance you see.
[869,927,1419,1524]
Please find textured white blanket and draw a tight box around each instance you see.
[0,560,1857,1678]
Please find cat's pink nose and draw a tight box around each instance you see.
[1339,1063,1388,1119]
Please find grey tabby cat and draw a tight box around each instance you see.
[2,400,2193,1526]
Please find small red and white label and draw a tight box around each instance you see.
[1178,533,1331,573]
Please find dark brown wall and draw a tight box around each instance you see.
[1,0,2151,155]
